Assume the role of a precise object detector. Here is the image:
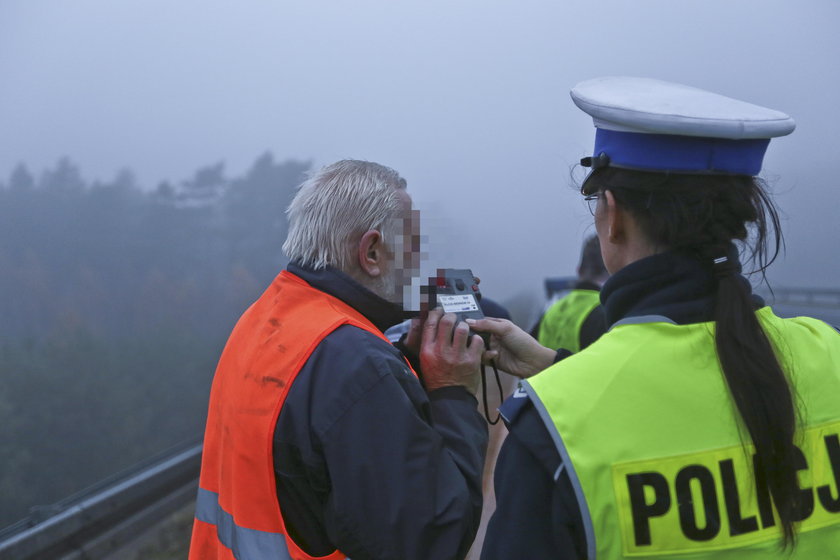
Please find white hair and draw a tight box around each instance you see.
[282,160,407,271]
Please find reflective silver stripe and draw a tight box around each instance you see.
[195,488,293,560]
[522,381,597,560]
[609,314,675,330]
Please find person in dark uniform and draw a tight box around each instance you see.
[190,160,488,560]
[533,235,608,353]
[470,77,840,558]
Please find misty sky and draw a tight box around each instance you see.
[2,0,839,312]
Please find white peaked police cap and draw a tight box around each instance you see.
[570,76,796,193]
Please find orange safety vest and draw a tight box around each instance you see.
[189,270,416,560]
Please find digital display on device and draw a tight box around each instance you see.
[437,294,480,313]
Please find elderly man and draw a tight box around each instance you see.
[189,160,488,560]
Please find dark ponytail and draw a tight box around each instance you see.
[587,168,800,547]
[714,261,800,547]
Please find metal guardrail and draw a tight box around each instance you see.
[544,278,840,308]
[0,440,202,560]
[755,286,840,308]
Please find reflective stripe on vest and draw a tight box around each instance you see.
[521,380,597,558]
[526,307,840,559]
[608,314,675,330]
[538,289,601,353]
[195,488,293,560]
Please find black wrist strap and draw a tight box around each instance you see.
[480,360,503,425]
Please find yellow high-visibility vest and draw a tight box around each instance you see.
[525,307,840,558]
[538,289,601,353]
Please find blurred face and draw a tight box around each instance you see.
[378,189,423,306]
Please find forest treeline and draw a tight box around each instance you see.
[0,154,310,527]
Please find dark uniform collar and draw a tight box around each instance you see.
[600,251,762,327]
[287,262,406,333]
[573,279,601,291]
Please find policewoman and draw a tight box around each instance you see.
[472,77,840,558]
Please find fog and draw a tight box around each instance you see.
[2,0,839,308]
[2,0,840,533]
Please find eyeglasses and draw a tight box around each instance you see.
[584,193,600,216]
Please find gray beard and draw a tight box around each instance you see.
[365,266,411,308]
[367,273,395,304]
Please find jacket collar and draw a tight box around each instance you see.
[286,262,405,333]
[574,279,602,291]
[600,251,762,327]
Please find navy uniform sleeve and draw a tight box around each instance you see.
[275,325,488,560]
[480,389,587,560]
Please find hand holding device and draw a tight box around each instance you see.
[424,269,488,347]
[424,269,506,424]
[466,317,557,379]
[419,308,483,393]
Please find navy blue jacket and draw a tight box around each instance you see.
[481,251,763,560]
[273,263,488,560]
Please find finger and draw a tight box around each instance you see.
[404,318,422,349]
[466,317,509,335]
[467,334,485,356]
[406,316,422,339]
[436,312,458,345]
[482,349,499,363]
[451,320,470,348]
[422,308,444,347]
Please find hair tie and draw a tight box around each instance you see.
[712,255,738,279]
